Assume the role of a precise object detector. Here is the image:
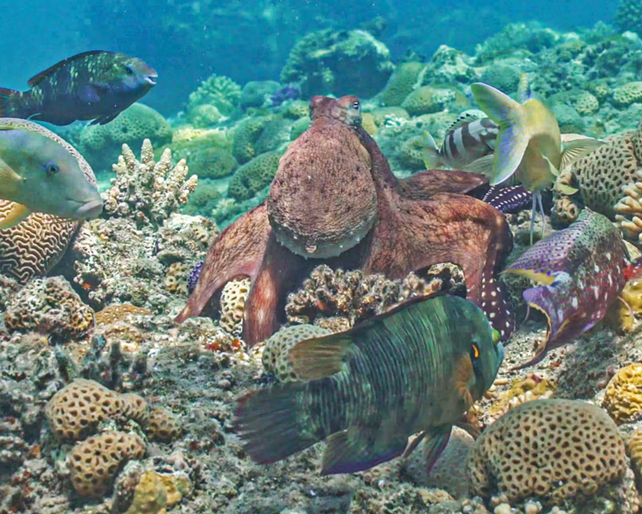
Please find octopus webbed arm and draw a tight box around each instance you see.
[399,170,488,198]
[175,203,271,323]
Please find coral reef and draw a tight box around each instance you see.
[602,363,642,424]
[102,139,198,226]
[227,151,281,201]
[146,406,182,443]
[219,277,251,336]
[380,60,426,106]
[186,73,242,121]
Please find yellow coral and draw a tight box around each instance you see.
[145,407,182,443]
[219,278,251,335]
[124,470,191,514]
[603,363,642,424]
[361,112,377,135]
[95,304,153,325]
[629,426,642,489]
[487,376,555,417]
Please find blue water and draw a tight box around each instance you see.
[0,0,617,116]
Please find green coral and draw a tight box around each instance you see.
[255,117,293,155]
[613,81,642,107]
[232,116,269,163]
[290,117,311,140]
[183,180,222,216]
[380,61,426,106]
[186,74,241,122]
[167,129,237,180]
[280,28,394,99]
[423,45,479,85]
[79,103,172,172]
[615,0,642,38]
[281,100,310,119]
[479,64,521,94]
[397,135,427,171]
[227,152,281,201]
[240,80,280,110]
[401,85,465,116]
[369,107,410,127]
[552,104,584,133]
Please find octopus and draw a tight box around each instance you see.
[176,95,515,346]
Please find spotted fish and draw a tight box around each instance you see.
[0,51,157,125]
[483,185,533,214]
[235,294,504,475]
[422,110,498,171]
[504,209,630,368]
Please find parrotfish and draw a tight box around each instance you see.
[0,51,157,125]
[471,80,603,243]
[235,294,504,475]
[422,110,498,171]
[504,209,630,368]
[0,118,103,228]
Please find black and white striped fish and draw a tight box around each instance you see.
[422,111,499,171]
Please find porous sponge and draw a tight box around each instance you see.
[146,407,182,443]
[219,277,251,336]
[262,324,331,382]
[467,399,627,504]
[69,431,145,497]
[603,363,642,424]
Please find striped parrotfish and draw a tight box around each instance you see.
[422,110,498,171]
[0,51,157,126]
[234,294,504,475]
[471,79,603,243]
[0,118,102,229]
[504,209,632,368]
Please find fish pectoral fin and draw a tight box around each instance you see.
[289,334,353,381]
[91,111,120,125]
[0,202,30,230]
[462,154,494,177]
[542,154,560,177]
[555,182,579,195]
[421,131,440,169]
[415,426,452,474]
[0,157,25,196]
[321,426,407,475]
[560,138,604,170]
[470,83,528,186]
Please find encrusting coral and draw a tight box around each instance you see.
[102,139,198,226]
[219,277,251,336]
[602,363,642,424]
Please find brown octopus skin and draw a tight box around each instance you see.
[176,95,515,345]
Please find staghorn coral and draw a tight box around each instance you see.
[146,407,182,443]
[467,399,628,505]
[285,264,463,329]
[219,277,251,336]
[69,431,145,497]
[102,139,198,226]
[380,61,426,107]
[261,324,332,382]
[4,276,94,341]
[227,151,281,201]
[603,363,642,424]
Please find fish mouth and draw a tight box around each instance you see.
[145,75,157,86]
[74,198,104,219]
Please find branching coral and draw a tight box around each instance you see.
[102,139,198,226]
[186,73,242,120]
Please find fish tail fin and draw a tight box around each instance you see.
[471,82,529,186]
[422,131,441,169]
[234,383,322,465]
[0,88,26,118]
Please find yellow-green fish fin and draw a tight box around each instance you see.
[555,182,579,195]
[422,131,440,169]
[289,334,353,381]
[320,426,408,475]
[542,154,560,177]
[0,156,24,196]
[0,202,30,230]
[462,154,494,177]
[502,267,556,285]
[560,138,605,171]
[517,73,531,103]
[471,82,528,186]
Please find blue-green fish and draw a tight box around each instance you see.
[0,118,103,229]
[234,294,504,475]
[471,79,602,243]
[0,51,157,125]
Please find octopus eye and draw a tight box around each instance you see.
[44,161,60,176]
[351,100,360,110]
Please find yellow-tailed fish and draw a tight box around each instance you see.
[470,78,603,243]
[0,118,103,229]
[234,294,504,475]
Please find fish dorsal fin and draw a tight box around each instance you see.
[517,73,531,103]
[462,154,494,177]
[444,111,485,133]
[471,82,528,186]
[0,202,30,230]
[27,51,115,87]
[560,138,605,171]
[289,333,353,381]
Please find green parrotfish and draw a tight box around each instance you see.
[471,78,602,243]
[235,294,504,475]
[0,51,157,125]
[0,118,103,229]
[504,209,633,368]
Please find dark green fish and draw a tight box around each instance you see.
[234,294,504,475]
[0,51,157,126]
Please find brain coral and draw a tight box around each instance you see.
[227,151,281,201]
[401,85,456,116]
[232,116,269,164]
[262,324,332,382]
[146,406,182,443]
[479,63,521,94]
[603,363,642,424]
[613,82,642,108]
[0,120,96,284]
[69,431,145,497]
[467,399,627,504]
[280,28,394,99]
[79,103,172,172]
[4,276,95,340]
[380,61,426,107]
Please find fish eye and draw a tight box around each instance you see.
[470,343,480,361]
[44,161,59,176]
[124,65,134,76]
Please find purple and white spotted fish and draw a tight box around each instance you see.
[504,209,631,368]
[483,185,532,214]
[422,111,498,171]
